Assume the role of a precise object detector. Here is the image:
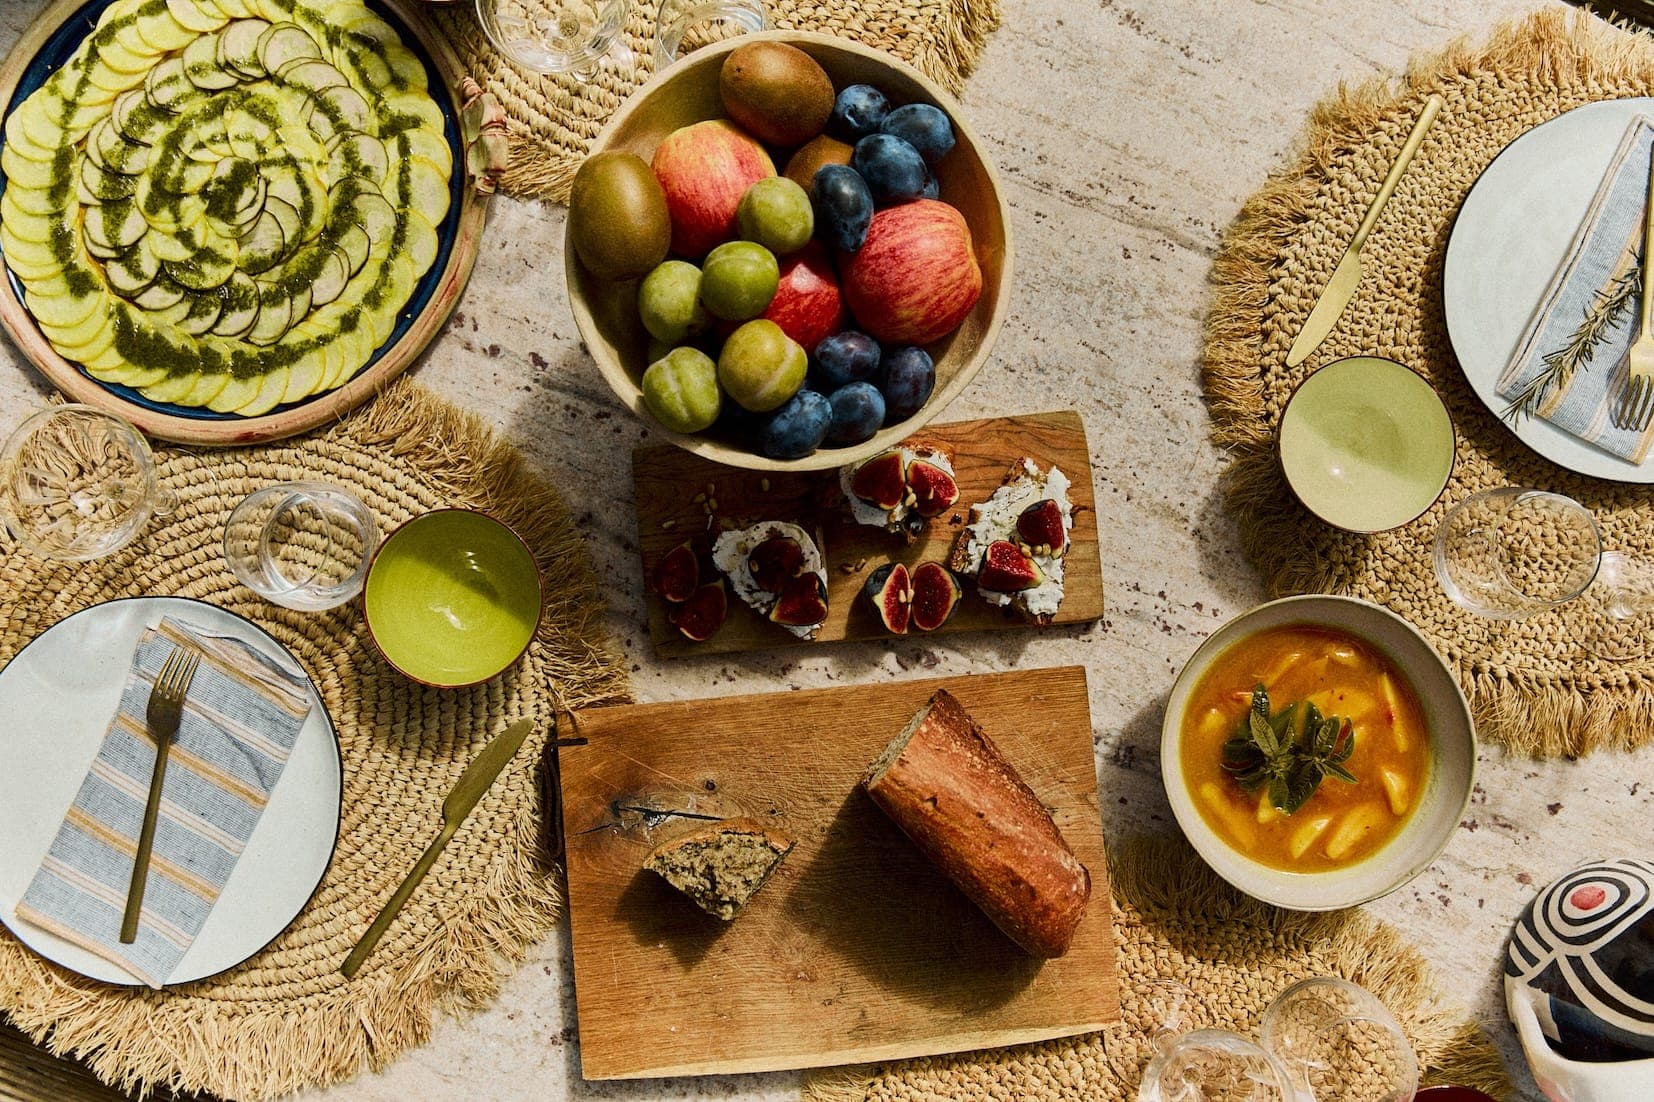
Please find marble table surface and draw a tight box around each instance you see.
[0,1,1643,1099]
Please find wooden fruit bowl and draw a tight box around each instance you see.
[566,31,1014,473]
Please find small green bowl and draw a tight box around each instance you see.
[1277,356,1456,533]
[363,509,543,688]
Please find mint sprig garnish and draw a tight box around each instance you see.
[1220,684,1357,815]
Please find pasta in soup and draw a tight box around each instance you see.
[1179,624,1431,872]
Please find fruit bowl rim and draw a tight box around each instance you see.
[565,29,1015,473]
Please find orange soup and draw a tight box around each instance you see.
[1180,624,1431,872]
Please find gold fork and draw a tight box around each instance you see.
[120,645,201,944]
[1616,152,1654,433]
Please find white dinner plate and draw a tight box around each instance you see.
[1443,97,1654,484]
[0,596,341,986]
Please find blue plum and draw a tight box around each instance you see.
[881,103,955,164]
[828,84,890,140]
[880,346,935,423]
[760,389,832,459]
[852,134,927,206]
[826,381,886,445]
[812,164,873,252]
[813,330,881,390]
[920,167,940,200]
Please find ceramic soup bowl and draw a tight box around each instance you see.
[363,509,542,688]
[1161,594,1475,910]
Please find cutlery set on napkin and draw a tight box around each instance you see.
[12,617,529,987]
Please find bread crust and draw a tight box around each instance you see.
[644,816,793,859]
[862,689,1090,957]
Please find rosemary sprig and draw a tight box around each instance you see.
[1502,265,1641,424]
[1220,684,1357,815]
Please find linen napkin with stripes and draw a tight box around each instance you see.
[13,616,312,987]
[1496,115,1654,464]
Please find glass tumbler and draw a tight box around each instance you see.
[476,0,635,78]
[1259,977,1418,1102]
[1137,1029,1297,1102]
[1433,488,1601,619]
[653,0,767,69]
[223,482,377,611]
[0,404,175,561]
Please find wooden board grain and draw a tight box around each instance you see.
[560,666,1117,1080]
[634,410,1103,656]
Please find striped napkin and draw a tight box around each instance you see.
[1496,115,1654,464]
[13,617,312,988]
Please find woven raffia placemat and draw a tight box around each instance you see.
[1203,7,1654,759]
[425,0,1000,202]
[804,834,1510,1102]
[0,379,629,1101]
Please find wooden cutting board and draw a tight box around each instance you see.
[633,410,1103,656]
[560,667,1117,1080]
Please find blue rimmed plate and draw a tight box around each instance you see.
[0,0,487,445]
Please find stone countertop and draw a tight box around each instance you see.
[0,1,1641,1100]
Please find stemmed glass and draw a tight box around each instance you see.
[0,405,175,561]
[1433,486,1654,659]
[1259,978,1417,1102]
[475,0,636,80]
[653,0,768,70]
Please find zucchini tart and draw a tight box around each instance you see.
[0,0,453,415]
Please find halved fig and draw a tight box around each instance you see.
[1016,498,1067,555]
[748,535,804,594]
[863,562,912,634]
[652,540,699,603]
[978,540,1044,592]
[907,459,959,519]
[769,573,829,627]
[673,581,728,642]
[849,450,907,510]
[910,562,963,631]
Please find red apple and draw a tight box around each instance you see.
[761,242,846,352]
[650,120,775,259]
[842,199,983,346]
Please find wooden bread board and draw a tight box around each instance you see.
[634,410,1103,656]
[560,666,1118,1080]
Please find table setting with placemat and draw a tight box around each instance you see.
[0,0,1653,1101]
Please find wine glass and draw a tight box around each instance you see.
[1432,488,1601,619]
[1137,981,1297,1102]
[476,0,636,80]
[1581,550,1654,661]
[0,405,175,561]
[1259,977,1417,1102]
[223,483,378,612]
[653,0,767,70]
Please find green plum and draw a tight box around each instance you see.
[642,347,722,432]
[700,241,779,321]
[737,177,815,255]
[717,319,807,412]
[638,260,707,344]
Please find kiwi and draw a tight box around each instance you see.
[719,41,834,148]
[784,135,853,197]
[569,151,671,281]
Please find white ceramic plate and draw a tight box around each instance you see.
[0,596,341,985]
[1443,97,1654,484]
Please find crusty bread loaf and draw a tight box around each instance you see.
[863,689,1090,957]
[643,817,794,921]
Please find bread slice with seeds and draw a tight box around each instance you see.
[643,817,794,921]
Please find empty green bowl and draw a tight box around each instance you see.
[363,509,543,688]
[1278,356,1455,533]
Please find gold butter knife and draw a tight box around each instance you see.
[1285,94,1444,368]
[341,718,535,979]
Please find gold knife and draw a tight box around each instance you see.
[341,718,535,979]
[1285,94,1444,368]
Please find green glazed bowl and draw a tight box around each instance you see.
[363,509,543,688]
[1277,356,1455,533]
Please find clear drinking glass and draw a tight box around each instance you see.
[1433,488,1601,619]
[653,0,767,69]
[476,0,635,79]
[1138,1029,1297,1102]
[1259,977,1418,1102]
[0,404,175,561]
[223,482,378,611]
[1583,550,1654,661]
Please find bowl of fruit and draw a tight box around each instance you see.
[565,31,1012,471]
